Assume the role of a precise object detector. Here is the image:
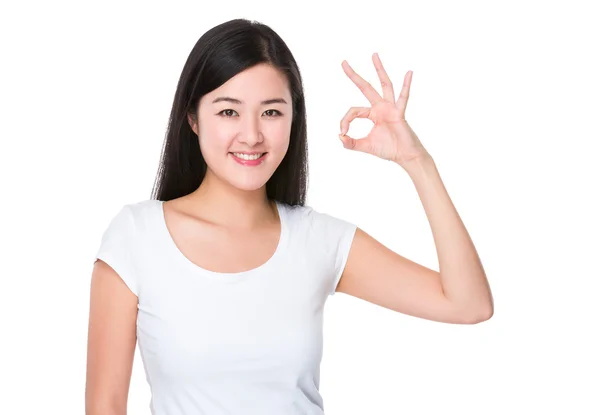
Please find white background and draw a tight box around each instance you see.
[1,0,599,414]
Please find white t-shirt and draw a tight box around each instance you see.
[94,199,357,415]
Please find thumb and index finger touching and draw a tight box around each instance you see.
[338,54,411,152]
[338,56,383,153]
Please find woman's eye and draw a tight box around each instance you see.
[219,109,237,117]
[264,109,282,117]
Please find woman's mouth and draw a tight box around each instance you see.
[229,152,267,166]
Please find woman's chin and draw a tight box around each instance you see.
[225,175,271,192]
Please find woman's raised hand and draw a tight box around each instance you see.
[339,53,431,168]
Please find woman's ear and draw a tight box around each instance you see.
[187,113,198,135]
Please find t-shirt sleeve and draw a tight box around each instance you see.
[328,214,357,296]
[307,208,357,297]
[94,204,139,297]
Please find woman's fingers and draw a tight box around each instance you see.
[396,70,413,115]
[339,106,372,153]
[338,133,371,154]
[340,106,371,136]
[372,53,395,102]
[342,60,382,105]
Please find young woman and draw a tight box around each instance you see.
[86,18,493,415]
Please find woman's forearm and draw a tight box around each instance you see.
[403,155,494,320]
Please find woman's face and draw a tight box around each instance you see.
[190,63,293,192]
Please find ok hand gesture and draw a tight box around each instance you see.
[339,53,431,169]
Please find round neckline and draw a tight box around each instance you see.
[155,199,288,281]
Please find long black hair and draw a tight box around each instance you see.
[150,18,308,206]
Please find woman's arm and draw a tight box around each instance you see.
[406,156,492,316]
[85,259,138,415]
[337,156,493,324]
[334,54,493,323]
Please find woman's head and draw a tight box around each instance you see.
[151,18,308,206]
[192,63,293,196]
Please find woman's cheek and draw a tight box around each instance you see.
[268,121,292,149]
[201,125,234,153]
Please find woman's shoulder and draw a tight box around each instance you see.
[124,198,160,210]
[119,198,160,218]
[281,202,354,230]
[104,199,161,236]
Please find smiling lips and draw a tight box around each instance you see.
[230,152,267,166]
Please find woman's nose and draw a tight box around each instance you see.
[239,117,264,146]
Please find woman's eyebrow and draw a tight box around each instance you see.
[212,97,288,105]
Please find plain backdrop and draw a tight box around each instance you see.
[1,0,599,414]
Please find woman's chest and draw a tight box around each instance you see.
[134,263,328,381]
[167,214,282,274]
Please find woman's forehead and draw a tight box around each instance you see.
[208,65,291,102]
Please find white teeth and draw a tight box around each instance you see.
[232,153,264,160]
